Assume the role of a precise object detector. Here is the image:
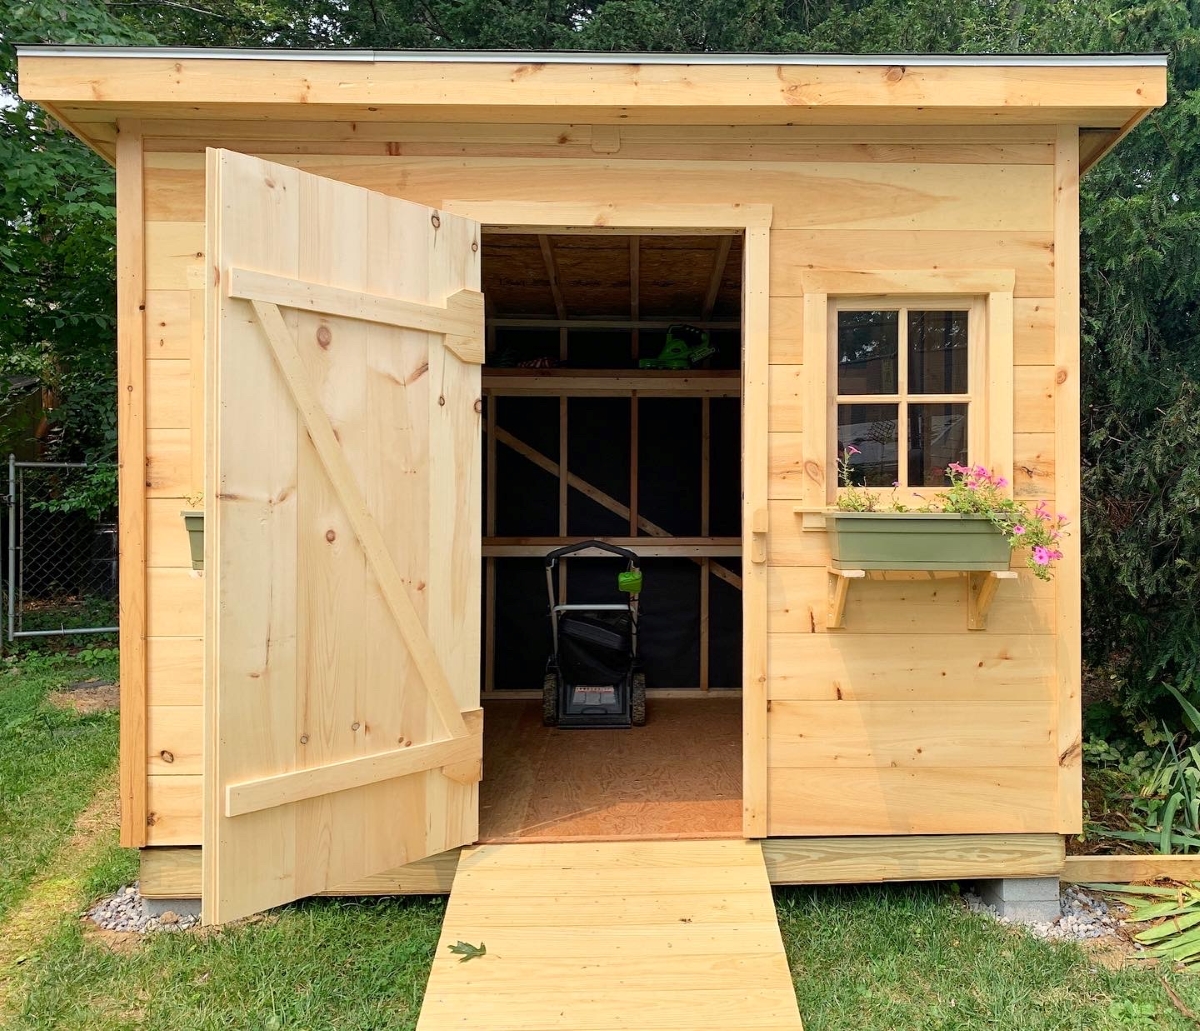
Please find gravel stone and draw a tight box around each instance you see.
[963,884,1128,942]
[87,883,199,934]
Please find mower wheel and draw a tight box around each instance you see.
[631,670,647,726]
[542,670,559,727]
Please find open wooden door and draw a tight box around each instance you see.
[202,150,483,924]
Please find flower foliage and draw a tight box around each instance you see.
[835,453,1069,580]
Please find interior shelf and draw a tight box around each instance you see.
[483,536,742,558]
[482,368,740,397]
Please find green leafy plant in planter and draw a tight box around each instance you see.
[832,448,1068,581]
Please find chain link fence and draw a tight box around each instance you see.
[6,456,118,641]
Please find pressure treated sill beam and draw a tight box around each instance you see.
[139,833,1067,900]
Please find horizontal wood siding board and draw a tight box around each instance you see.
[771,230,1054,297]
[768,700,1054,768]
[146,636,203,706]
[767,566,1055,635]
[766,633,1055,701]
[144,156,1054,232]
[147,704,202,774]
[767,767,1061,835]
[146,774,202,844]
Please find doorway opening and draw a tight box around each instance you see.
[478,230,744,842]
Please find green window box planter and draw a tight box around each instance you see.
[827,511,1011,572]
[181,511,204,570]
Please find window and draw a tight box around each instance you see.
[833,301,979,488]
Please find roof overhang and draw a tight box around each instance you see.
[17,46,1167,167]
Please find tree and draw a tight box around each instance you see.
[4,0,1199,714]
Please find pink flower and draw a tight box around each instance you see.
[892,481,900,488]
[1033,546,1051,565]
[1049,549,1063,561]
[1012,525,1026,536]
[845,445,860,456]
[995,476,1009,488]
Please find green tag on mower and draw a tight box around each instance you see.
[618,569,643,593]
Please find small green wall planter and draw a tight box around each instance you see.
[827,512,1011,571]
[181,511,204,570]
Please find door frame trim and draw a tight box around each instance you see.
[444,199,774,838]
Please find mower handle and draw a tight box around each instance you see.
[544,540,640,568]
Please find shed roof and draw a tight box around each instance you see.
[16,46,1167,165]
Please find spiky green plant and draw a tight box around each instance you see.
[1088,883,1200,966]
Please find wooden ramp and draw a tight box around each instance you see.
[417,840,803,1031]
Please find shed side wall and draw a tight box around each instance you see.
[136,123,1073,845]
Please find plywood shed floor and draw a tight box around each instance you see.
[479,697,742,842]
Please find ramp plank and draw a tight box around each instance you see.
[417,839,802,1031]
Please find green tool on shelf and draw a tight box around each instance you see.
[638,325,716,370]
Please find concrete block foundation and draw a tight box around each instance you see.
[976,877,1062,923]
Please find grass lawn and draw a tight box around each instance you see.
[0,648,121,921]
[6,649,1200,1029]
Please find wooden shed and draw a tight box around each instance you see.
[17,49,1166,949]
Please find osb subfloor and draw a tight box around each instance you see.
[479,697,742,842]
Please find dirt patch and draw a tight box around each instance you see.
[1082,933,1142,970]
[47,679,119,714]
[79,919,144,956]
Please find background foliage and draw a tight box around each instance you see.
[1,0,1198,721]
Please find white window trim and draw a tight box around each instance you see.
[798,269,1015,508]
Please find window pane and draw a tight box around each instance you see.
[838,310,898,395]
[908,310,969,394]
[907,403,968,486]
[838,404,899,486]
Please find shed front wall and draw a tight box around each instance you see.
[134,121,1078,846]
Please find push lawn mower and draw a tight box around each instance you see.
[638,324,716,369]
[542,540,646,729]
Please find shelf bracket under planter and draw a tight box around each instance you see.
[966,570,1019,631]
[825,567,1019,630]
[826,568,866,628]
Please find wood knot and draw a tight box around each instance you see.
[160,750,175,763]
[471,241,479,253]
[351,721,360,731]
[146,813,158,826]
[438,395,446,406]
[325,529,337,543]
[264,176,276,189]
[473,398,484,414]
[431,213,442,229]
[1056,368,1068,385]
[300,734,309,744]
[885,66,905,82]
[317,325,332,349]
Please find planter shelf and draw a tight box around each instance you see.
[826,567,1018,630]
[799,510,1019,631]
